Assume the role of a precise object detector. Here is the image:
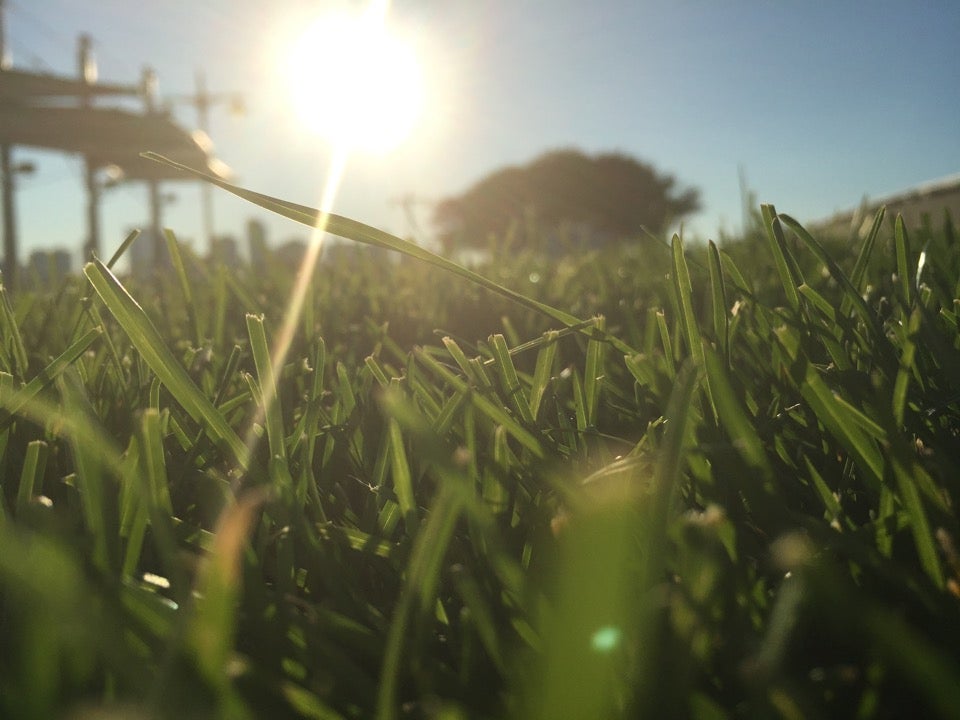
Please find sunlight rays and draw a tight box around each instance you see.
[245,1,422,469]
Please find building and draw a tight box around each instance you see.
[26,248,72,286]
[813,172,960,238]
[209,234,241,267]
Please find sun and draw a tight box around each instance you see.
[283,7,424,154]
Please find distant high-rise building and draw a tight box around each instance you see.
[210,234,241,267]
[128,228,175,278]
[276,238,306,269]
[27,248,72,286]
[247,219,268,268]
[128,227,154,279]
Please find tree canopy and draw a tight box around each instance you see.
[433,148,700,252]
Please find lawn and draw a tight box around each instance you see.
[1,177,959,719]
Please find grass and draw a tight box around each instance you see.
[1,176,959,719]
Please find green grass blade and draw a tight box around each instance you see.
[761,204,802,312]
[450,563,505,673]
[16,439,47,514]
[0,372,11,472]
[0,327,101,434]
[803,456,841,520]
[105,228,141,270]
[528,330,559,421]
[797,283,838,323]
[489,333,535,424]
[364,355,391,388]
[672,232,703,364]
[441,337,475,380]
[702,344,771,477]
[376,488,460,720]
[673,235,713,417]
[246,314,292,492]
[334,361,357,421]
[0,281,28,378]
[570,367,588,433]
[84,258,249,472]
[432,389,468,437]
[164,229,203,348]
[848,206,886,299]
[650,361,698,543]
[778,213,877,330]
[315,523,397,560]
[624,353,656,388]
[889,446,944,588]
[141,152,636,355]
[467,357,495,392]
[528,490,640,719]
[188,488,266,705]
[57,369,118,573]
[892,307,921,426]
[583,316,606,428]
[895,215,912,306]
[387,415,418,533]
[124,409,185,594]
[656,310,676,379]
[139,409,174,516]
[718,247,753,297]
[706,240,729,367]
[799,363,884,490]
[416,348,544,459]
[0,326,11,375]
[119,444,148,579]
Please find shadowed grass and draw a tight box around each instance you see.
[0,193,958,718]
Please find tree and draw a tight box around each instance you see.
[433,148,700,252]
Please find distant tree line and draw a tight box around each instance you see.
[433,148,700,253]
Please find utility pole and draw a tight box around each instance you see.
[141,66,164,267]
[0,0,16,288]
[195,71,214,250]
[167,69,243,251]
[79,34,101,260]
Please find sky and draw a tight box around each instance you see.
[3,0,959,269]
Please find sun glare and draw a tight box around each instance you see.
[284,7,423,153]
[253,3,425,463]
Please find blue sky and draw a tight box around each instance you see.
[4,0,959,268]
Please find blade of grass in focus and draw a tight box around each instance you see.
[848,207,886,300]
[895,215,913,306]
[0,280,28,378]
[165,229,204,348]
[761,203,802,313]
[528,330,559,421]
[672,235,714,417]
[84,258,249,473]
[706,240,729,368]
[16,439,47,514]
[141,152,636,355]
[489,333,535,424]
[583,316,606,428]
[0,327,101,434]
[246,313,293,493]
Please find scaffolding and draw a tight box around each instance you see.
[0,1,233,288]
